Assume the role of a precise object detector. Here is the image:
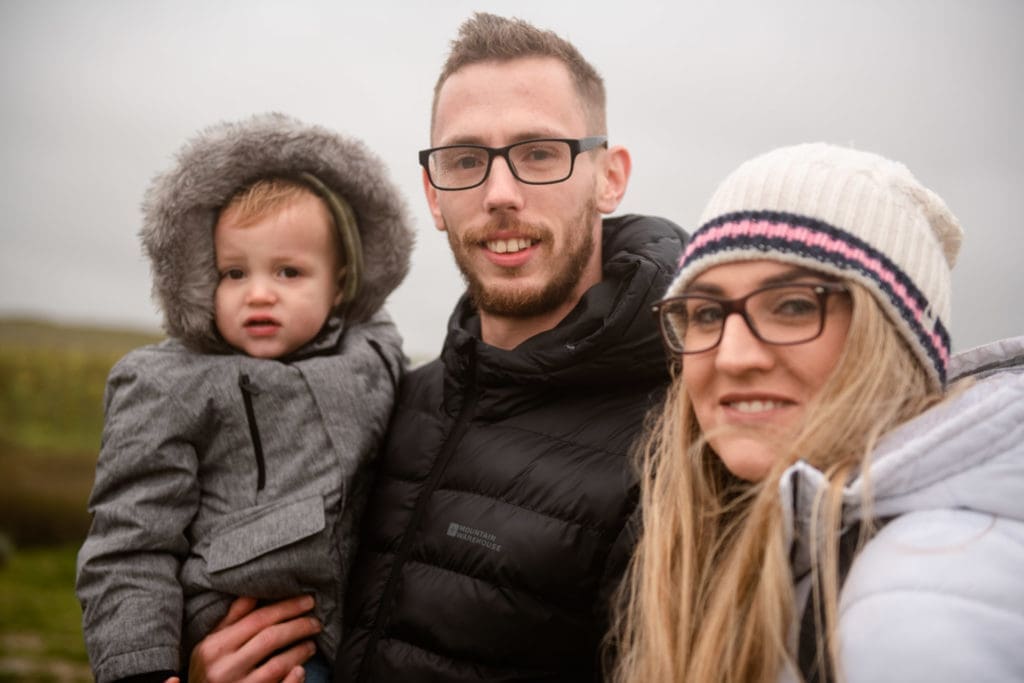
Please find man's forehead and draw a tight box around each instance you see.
[431,57,588,146]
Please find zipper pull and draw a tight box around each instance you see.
[238,373,261,395]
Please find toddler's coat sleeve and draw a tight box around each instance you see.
[76,351,201,682]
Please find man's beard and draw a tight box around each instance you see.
[445,199,599,318]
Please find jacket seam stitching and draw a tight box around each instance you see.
[427,487,612,535]
[403,557,523,589]
[490,423,630,459]
[375,633,547,675]
[402,557,589,608]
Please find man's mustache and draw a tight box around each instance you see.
[458,213,550,247]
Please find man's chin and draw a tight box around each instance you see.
[470,282,562,319]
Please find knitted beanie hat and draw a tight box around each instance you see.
[665,143,963,389]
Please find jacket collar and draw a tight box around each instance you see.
[282,315,346,361]
[439,214,686,415]
[780,335,1024,578]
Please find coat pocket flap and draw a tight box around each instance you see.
[207,496,325,573]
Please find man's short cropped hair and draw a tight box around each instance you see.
[431,12,608,135]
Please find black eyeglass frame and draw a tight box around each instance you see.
[418,136,609,191]
[652,282,850,355]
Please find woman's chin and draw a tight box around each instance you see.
[710,434,780,482]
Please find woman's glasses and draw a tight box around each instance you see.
[652,282,850,355]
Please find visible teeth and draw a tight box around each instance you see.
[486,238,533,254]
[730,400,784,413]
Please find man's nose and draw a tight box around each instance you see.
[481,156,525,212]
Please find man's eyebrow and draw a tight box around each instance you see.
[509,130,565,143]
[438,131,567,147]
[684,266,833,295]
[438,135,486,146]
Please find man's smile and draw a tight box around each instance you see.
[485,237,537,254]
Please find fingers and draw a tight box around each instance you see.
[283,665,308,683]
[189,596,322,683]
[216,596,259,629]
[246,643,316,683]
[210,595,317,653]
[191,634,319,683]
[235,615,321,675]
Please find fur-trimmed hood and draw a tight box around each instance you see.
[141,112,413,352]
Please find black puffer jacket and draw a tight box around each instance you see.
[337,214,686,682]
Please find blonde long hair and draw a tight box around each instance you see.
[611,284,942,683]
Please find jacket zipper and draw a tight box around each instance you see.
[356,351,479,683]
[238,373,266,492]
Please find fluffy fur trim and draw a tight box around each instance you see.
[140,112,413,352]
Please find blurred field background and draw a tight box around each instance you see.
[0,317,161,681]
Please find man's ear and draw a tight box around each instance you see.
[423,168,447,231]
[595,145,631,214]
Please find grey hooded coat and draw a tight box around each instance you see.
[76,114,413,682]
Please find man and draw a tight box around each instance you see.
[183,13,685,683]
[337,13,685,682]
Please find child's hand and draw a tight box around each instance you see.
[185,595,321,683]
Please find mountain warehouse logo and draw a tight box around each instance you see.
[446,522,502,552]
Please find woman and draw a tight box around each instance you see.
[612,143,1024,682]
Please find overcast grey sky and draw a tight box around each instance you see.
[2,0,1021,359]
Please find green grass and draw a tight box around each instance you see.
[0,443,95,548]
[0,316,163,355]
[0,545,91,682]
[0,317,163,455]
[0,318,162,679]
[0,317,163,547]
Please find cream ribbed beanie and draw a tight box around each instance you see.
[665,143,963,388]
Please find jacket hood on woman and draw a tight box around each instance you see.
[782,335,1024,571]
[780,335,1024,682]
[140,112,413,353]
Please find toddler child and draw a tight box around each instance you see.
[76,113,413,682]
